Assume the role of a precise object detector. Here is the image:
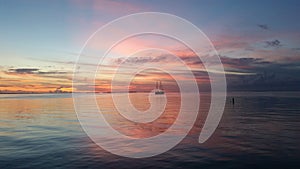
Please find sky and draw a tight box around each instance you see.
[0,0,300,93]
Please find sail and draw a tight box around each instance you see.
[155,81,165,95]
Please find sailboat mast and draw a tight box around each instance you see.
[154,80,165,95]
[160,81,163,90]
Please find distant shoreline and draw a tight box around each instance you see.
[0,90,300,94]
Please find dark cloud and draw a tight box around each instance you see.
[0,84,12,87]
[9,68,39,74]
[183,54,300,91]
[257,24,269,30]
[220,57,271,69]
[226,60,300,91]
[186,55,270,70]
[265,40,282,48]
[7,68,69,75]
[292,47,300,51]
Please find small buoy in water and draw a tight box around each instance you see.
[232,97,235,105]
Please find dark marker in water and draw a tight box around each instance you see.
[232,97,235,105]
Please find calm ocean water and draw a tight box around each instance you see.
[0,92,299,169]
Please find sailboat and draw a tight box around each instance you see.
[155,81,165,95]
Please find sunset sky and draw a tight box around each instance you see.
[1,0,300,93]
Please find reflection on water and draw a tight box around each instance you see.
[0,92,300,168]
[98,93,181,138]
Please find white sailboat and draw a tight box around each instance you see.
[155,81,165,95]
